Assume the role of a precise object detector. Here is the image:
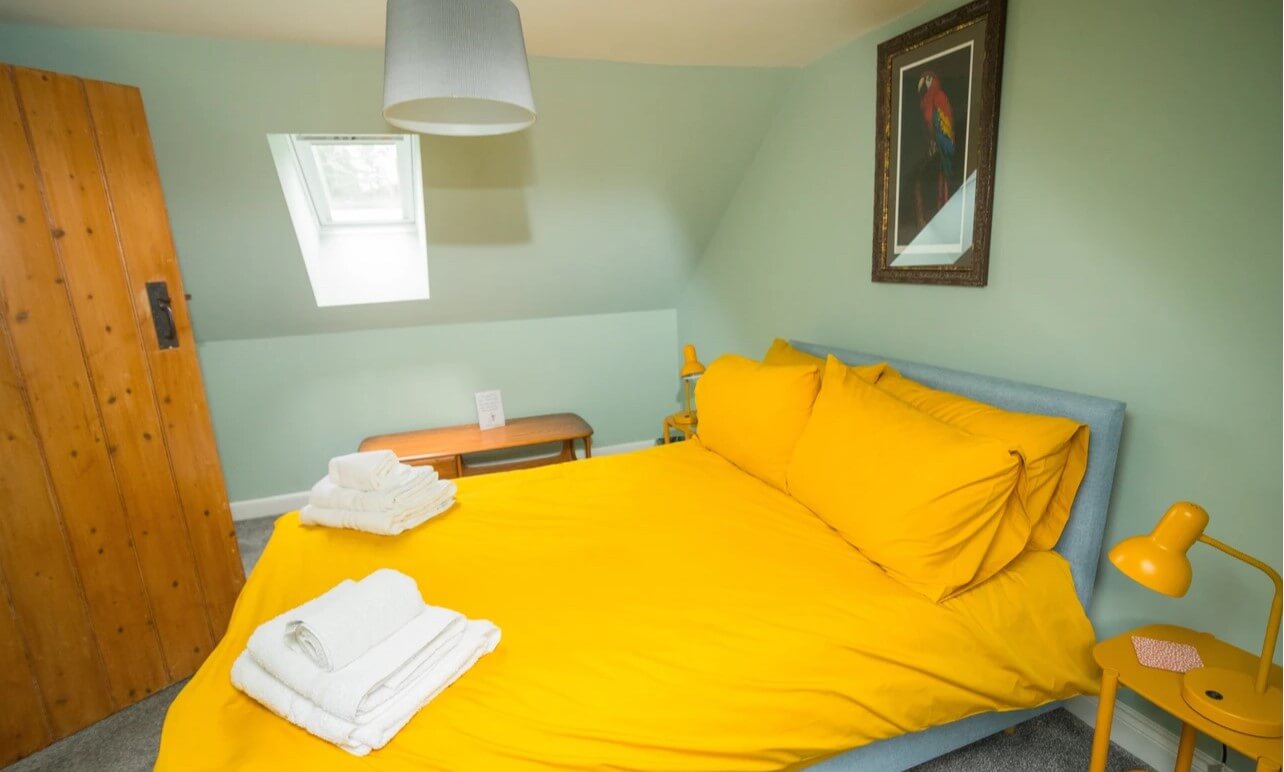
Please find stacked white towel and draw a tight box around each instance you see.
[302,451,457,535]
[285,570,427,672]
[326,450,400,491]
[231,570,501,756]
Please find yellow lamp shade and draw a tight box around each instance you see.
[1108,501,1208,597]
[679,344,705,379]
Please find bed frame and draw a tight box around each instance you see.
[789,341,1126,771]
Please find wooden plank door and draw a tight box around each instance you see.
[0,64,244,764]
[84,79,245,633]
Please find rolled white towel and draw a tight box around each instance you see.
[327,450,401,492]
[300,483,456,536]
[285,570,428,671]
[310,466,439,512]
[249,591,465,722]
[232,620,501,756]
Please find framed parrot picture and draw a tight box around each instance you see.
[871,0,1007,286]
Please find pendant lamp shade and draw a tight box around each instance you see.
[382,0,537,136]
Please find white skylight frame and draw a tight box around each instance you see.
[289,134,418,229]
[267,132,429,307]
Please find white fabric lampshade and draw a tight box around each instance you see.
[383,0,537,136]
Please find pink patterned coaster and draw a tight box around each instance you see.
[1131,635,1203,672]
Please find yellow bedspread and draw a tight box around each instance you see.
[157,441,1098,771]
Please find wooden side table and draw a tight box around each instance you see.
[1090,624,1282,772]
[359,413,593,479]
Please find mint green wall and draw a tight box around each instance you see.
[678,0,1281,752]
[0,25,786,498]
[4,9,1282,751]
[199,310,676,500]
[0,24,787,342]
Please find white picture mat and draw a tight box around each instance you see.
[891,39,975,258]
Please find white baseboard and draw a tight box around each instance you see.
[230,490,309,521]
[1065,696,1223,772]
[578,439,654,459]
[230,439,656,522]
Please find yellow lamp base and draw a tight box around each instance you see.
[671,411,697,427]
[1181,666,1283,737]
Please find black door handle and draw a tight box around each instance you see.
[146,281,179,350]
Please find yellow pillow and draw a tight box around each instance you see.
[787,356,1021,601]
[763,338,887,384]
[695,354,821,491]
[877,368,1089,551]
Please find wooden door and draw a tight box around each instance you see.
[0,65,244,764]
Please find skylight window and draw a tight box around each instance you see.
[293,136,415,226]
[268,133,429,307]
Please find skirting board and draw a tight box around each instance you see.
[229,439,655,521]
[1064,696,1223,772]
[229,490,310,522]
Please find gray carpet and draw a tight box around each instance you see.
[233,514,275,573]
[6,515,1151,771]
[910,709,1149,771]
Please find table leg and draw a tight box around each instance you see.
[1256,757,1281,772]
[662,420,670,445]
[1174,723,1196,772]
[583,435,592,458]
[1089,668,1119,772]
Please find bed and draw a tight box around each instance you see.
[157,342,1126,771]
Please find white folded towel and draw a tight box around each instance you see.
[310,466,439,512]
[249,594,466,721]
[232,620,501,756]
[285,570,428,671]
[300,483,457,536]
[327,450,401,492]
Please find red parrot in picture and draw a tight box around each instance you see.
[917,70,956,209]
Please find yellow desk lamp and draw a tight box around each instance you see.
[1110,501,1282,737]
[673,344,705,429]
[662,345,705,443]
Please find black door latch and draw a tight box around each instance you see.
[146,281,179,350]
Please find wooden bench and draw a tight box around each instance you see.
[358,413,593,480]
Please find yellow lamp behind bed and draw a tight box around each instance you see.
[662,345,705,443]
[1109,501,1283,737]
[674,344,705,426]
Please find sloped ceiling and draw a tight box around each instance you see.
[0,0,926,67]
[0,24,792,341]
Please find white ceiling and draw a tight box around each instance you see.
[0,0,925,67]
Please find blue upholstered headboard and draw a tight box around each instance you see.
[790,341,1126,608]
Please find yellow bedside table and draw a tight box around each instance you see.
[1090,624,1283,772]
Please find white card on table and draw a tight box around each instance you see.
[475,390,506,430]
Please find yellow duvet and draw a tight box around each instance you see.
[157,441,1098,771]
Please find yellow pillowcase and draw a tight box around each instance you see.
[877,368,1089,551]
[787,356,1021,601]
[763,338,887,384]
[695,354,821,491]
